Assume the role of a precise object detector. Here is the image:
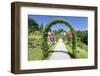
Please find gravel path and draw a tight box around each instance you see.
[49,38,71,60]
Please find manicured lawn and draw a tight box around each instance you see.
[28,47,43,60]
[28,43,56,60]
[76,48,88,58]
[64,41,88,58]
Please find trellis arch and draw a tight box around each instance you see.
[42,19,76,59]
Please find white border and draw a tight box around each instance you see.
[20,6,95,70]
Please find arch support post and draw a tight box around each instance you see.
[42,31,49,59]
[72,30,77,58]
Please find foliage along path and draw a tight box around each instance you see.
[49,38,71,60]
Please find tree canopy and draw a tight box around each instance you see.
[28,18,39,32]
[76,30,88,45]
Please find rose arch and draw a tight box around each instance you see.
[42,19,76,59]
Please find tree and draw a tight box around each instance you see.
[58,29,64,33]
[28,18,39,33]
[76,30,88,45]
[39,24,43,31]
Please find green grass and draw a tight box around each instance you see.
[28,42,56,60]
[64,40,88,59]
[28,47,43,60]
[28,31,44,60]
[76,48,88,58]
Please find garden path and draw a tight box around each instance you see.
[49,38,71,60]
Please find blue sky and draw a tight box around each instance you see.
[28,15,88,31]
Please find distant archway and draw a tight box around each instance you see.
[42,19,76,59]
